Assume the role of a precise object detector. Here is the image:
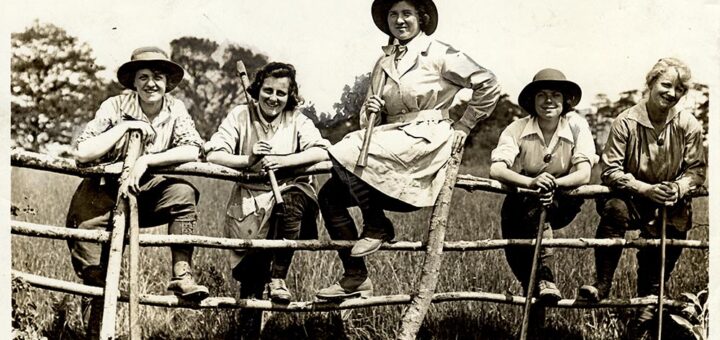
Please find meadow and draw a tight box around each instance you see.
[10,163,709,339]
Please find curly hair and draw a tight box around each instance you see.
[247,62,303,111]
[645,57,692,91]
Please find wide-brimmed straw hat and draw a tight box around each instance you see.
[117,46,185,91]
[372,0,438,36]
[518,68,582,115]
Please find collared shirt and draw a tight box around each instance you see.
[76,91,203,164]
[491,112,598,177]
[204,104,330,267]
[601,99,706,198]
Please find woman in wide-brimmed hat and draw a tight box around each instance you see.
[577,57,705,334]
[490,68,597,305]
[316,0,501,300]
[67,46,208,338]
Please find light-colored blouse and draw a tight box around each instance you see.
[491,112,598,177]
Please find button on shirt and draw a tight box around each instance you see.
[491,112,598,177]
[76,92,203,165]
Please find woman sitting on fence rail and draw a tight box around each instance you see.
[67,46,208,336]
[205,62,330,303]
[315,0,500,300]
[490,68,597,305]
[577,58,706,330]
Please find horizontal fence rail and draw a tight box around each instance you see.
[11,150,710,198]
[12,221,709,250]
[11,270,693,311]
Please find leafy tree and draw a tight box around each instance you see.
[169,37,269,140]
[11,20,112,154]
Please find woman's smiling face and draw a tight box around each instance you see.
[258,76,290,120]
[648,69,686,112]
[534,89,564,121]
[134,68,166,104]
[387,1,421,42]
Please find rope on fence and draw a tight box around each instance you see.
[12,270,694,311]
[11,221,709,250]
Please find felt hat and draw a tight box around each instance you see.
[372,0,438,36]
[518,68,582,115]
[117,46,184,91]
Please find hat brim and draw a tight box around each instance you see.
[518,80,582,115]
[117,59,185,92]
[372,0,438,36]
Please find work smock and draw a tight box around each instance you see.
[329,32,500,207]
[204,104,330,268]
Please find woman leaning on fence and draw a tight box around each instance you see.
[490,69,597,304]
[66,46,208,338]
[490,69,598,303]
[577,58,706,331]
[204,62,330,303]
[315,0,500,300]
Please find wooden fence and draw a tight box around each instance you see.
[10,147,708,340]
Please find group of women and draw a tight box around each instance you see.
[66,0,706,338]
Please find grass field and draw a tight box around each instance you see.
[10,164,709,339]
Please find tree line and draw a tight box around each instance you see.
[11,21,709,165]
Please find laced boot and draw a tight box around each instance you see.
[167,261,209,301]
[268,278,292,303]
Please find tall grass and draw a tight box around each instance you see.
[11,166,708,339]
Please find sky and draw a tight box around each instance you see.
[6,0,720,114]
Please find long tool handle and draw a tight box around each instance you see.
[356,72,387,167]
[236,61,283,204]
[519,207,548,340]
[657,206,668,340]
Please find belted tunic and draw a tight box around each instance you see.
[328,33,500,207]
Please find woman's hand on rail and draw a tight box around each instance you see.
[121,156,149,197]
[528,172,556,192]
[640,183,677,205]
[538,189,554,206]
[250,141,272,164]
[259,155,290,171]
[121,120,156,144]
[451,130,468,155]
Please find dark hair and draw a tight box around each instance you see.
[247,62,303,111]
[526,86,575,117]
[390,0,431,32]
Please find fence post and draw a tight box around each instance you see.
[397,149,463,340]
[128,194,141,339]
[99,131,143,339]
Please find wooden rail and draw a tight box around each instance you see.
[11,221,709,250]
[11,270,694,311]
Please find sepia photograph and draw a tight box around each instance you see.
[5,0,718,339]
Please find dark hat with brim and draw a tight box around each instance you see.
[518,68,582,115]
[117,46,185,91]
[372,0,438,36]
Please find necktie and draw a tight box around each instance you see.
[394,45,408,65]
